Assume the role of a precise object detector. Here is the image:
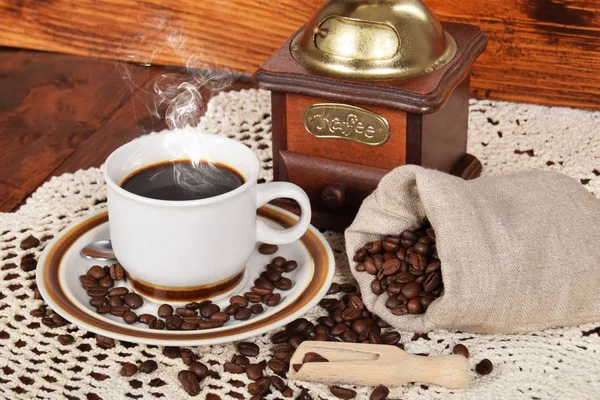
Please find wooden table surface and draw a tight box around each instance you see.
[0,48,252,213]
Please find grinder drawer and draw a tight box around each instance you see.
[278,151,388,220]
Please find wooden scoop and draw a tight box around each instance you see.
[289,341,470,389]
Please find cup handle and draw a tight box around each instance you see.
[256,182,312,245]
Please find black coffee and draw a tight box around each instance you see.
[121,160,244,201]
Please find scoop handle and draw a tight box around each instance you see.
[397,354,470,389]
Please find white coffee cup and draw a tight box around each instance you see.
[102,130,311,303]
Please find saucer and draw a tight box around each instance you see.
[36,205,334,346]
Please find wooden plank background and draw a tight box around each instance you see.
[0,0,599,110]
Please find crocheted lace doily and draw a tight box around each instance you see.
[1,89,599,400]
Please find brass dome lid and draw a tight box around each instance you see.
[290,0,457,81]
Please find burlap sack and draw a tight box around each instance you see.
[345,166,600,333]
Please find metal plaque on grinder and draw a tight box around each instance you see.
[303,103,390,146]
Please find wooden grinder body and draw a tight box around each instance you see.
[256,22,487,231]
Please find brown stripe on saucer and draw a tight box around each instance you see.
[126,268,245,302]
[43,207,331,341]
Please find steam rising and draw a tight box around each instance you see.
[116,19,240,195]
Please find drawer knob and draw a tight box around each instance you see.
[321,184,346,209]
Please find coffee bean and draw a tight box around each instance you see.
[391,304,408,316]
[163,346,180,358]
[98,275,114,288]
[341,284,357,293]
[184,302,199,310]
[303,352,328,363]
[370,385,390,400]
[264,293,282,307]
[109,305,129,317]
[317,316,336,328]
[158,304,173,318]
[230,295,249,308]
[423,272,441,292]
[198,320,223,329]
[166,315,183,330]
[288,334,305,349]
[138,314,157,325]
[247,377,270,396]
[380,331,401,345]
[200,303,220,318]
[382,259,401,276]
[233,355,250,366]
[348,295,364,310]
[267,358,288,374]
[254,277,275,291]
[382,239,399,253]
[286,318,310,335]
[420,294,436,310]
[341,329,359,342]
[425,260,441,274]
[89,296,108,307]
[401,282,421,299]
[107,287,128,296]
[95,334,115,349]
[180,348,197,365]
[282,260,298,272]
[238,342,259,357]
[188,361,209,379]
[150,319,166,330]
[452,344,469,358]
[87,265,106,279]
[108,296,124,307]
[250,304,264,314]
[252,286,273,296]
[385,295,403,309]
[120,362,138,377]
[297,388,313,400]
[123,310,137,324]
[57,334,74,345]
[330,385,356,399]
[272,344,294,360]
[365,240,381,254]
[407,298,424,314]
[351,319,369,335]
[234,307,252,320]
[355,262,365,272]
[181,322,197,330]
[88,287,108,297]
[139,360,158,374]
[244,292,263,303]
[245,363,263,380]
[224,360,245,373]
[476,358,493,375]
[176,307,197,317]
[109,263,125,280]
[271,331,289,344]
[269,375,286,392]
[264,269,282,282]
[178,370,200,396]
[80,275,97,287]
[370,279,384,295]
[327,283,342,295]
[409,254,427,275]
[342,307,361,321]
[224,303,240,315]
[274,277,293,290]
[270,256,285,267]
[258,243,278,255]
[123,293,143,309]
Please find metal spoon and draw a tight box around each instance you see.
[80,240,116,261]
